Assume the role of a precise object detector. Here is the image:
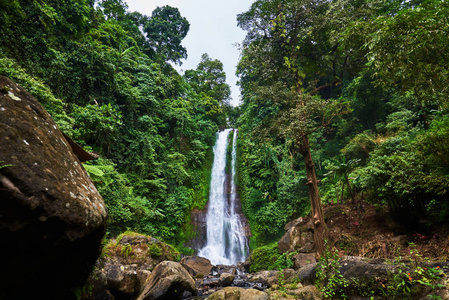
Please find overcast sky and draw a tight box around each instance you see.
[125,0,254,106]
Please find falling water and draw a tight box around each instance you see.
[198,129,249,265]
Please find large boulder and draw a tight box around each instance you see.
[293,263,318,285]
[293,253,316,270]
[82,233,181,300]
[278,217,314,254]
[246,270,281,289]
[219,273,235,287]
[103,263,148,298]
[180,255,213,277]
[0,76,107,299]
[137,261,197,300]
[206,287,269,300]
[269,285,321,300]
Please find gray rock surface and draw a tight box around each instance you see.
[206,287,269,300]
[219,272,235,287]
[137,261,197,300]
[0,76,107,299]
[180,255,213,277]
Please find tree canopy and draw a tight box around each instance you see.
[0,0,228,247]
[235,0,449,249]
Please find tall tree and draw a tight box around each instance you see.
[98,0,128,20]
[184,53,231,105]
[237,0,351,256]
[144,5,189,64]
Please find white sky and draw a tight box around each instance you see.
[125,0,254,107]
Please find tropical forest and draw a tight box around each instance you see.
[0,0,449,299]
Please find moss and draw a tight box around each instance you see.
[148,243,162,258]
[249,242,280,272]
[0,85,9,93]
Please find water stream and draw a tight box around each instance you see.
[198,129,249,265]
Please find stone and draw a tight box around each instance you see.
[180,255,213,277]
[294,263,317,285]
[297,243,315,253]
[340,261,396,280]
[215,264,237,274]
[203,277,220,288]
[83,269,114,300]
[287,285,321,300]
[219,272,235,287]
[281,268,296,282]
[206,287,269,300]
[278,222,314,254]
[137,261,197,300]
[284,217,308,231]
[242,257,251,272]
[103,263,143,297]
[0,76,107,299]
[247,270,279,288]
[268,290,296,299]
[293,253,317,270]
[186,208,208,251]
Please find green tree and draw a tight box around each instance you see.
[98,0,128,21]
[364,0,449,106]
[144,6,190,64]
[236,0,359,256]
[184,53,231,105]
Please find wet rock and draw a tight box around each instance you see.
[203,277,220,288]
[180,255,213,277]
[215,264,237,274]
[206,287,269,300]
[0,76,107,299]
[247,270,279,288]
[119,235,151,245]
[241,257,251,272]
[233,279,247,287]
[137,261,197,300]
[186,208,208,251]
[219,272,235,287]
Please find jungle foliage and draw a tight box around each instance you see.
[236,0,449,246]
[1,0,449,254]
[0,0,231,247]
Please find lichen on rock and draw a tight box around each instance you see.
[0,75,107,299]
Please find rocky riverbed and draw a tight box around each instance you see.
[81,233,449,300]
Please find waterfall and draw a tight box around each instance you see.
[198,129,249,265]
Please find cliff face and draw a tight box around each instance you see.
[0,76,107,299]
[187,205,208,251]
[186,170,251,256]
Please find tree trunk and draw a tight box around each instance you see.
[300,136,326,258]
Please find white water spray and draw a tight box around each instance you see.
[198,129,249,265]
